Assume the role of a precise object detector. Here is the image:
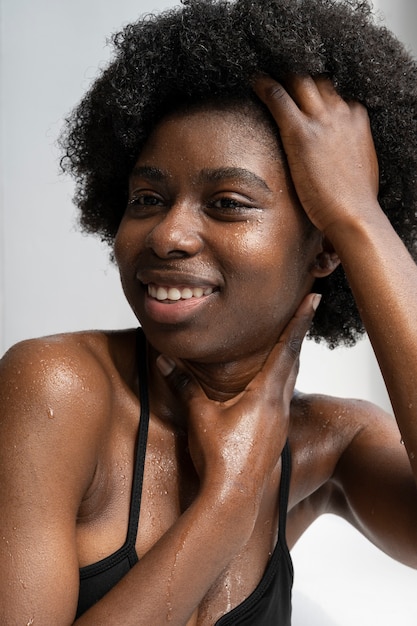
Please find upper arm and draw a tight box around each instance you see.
[0,337,109,624]
[329,400,417,568]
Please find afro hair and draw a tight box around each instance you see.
[60,0,417,348]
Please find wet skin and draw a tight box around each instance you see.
[115,105,328,402]
[2,79,417,626]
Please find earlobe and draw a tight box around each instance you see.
[310,237,341,278]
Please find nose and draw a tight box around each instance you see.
[145,201,204,259]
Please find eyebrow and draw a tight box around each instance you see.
[130,165,272,193]
[198,167,272,193]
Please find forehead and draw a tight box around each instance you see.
[139,101,284,166]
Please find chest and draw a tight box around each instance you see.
[75,418,295,622]
[75,395,344,624]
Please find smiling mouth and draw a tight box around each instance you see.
[147,283,216,302]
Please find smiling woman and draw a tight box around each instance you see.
[1,1,417,626]
[115,104,324,361]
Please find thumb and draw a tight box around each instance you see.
[251,292,322,395]
[279,292,322,361]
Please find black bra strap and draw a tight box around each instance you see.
[278,440,291,544]
[125,328,150,548]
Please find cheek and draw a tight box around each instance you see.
[238,220,317,307]
[113,220,139,269]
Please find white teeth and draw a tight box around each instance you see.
[181,288,193,299]
[156,286,168,300]
[167,287,181,301]
[148,284,214,301]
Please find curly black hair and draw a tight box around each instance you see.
[60,0,417,348]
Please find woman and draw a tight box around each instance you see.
[1,0,417,624]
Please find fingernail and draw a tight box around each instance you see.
[312,293,322,311]
[156,354,175,376]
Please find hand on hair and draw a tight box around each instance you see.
[254,75,380,241]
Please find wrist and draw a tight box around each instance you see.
[197,478,260,542]
[323,200,390,258]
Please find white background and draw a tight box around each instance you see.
[1,0,417,623]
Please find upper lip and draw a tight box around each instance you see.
[136,268,221,289]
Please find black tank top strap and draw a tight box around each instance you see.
[124,327,150,548]
[278,439,291,546]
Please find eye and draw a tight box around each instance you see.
[129,193,163,207]
[206,195,258,220]
[211,198,244,209]
[127,191,166,217]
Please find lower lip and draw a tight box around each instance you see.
[143,291,216,324]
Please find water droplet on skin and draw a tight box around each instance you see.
[47,407,54,419]
[400,438,405,445]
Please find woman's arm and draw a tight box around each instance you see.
[255,75,417,559]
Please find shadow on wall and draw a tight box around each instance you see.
[292,591,339,626]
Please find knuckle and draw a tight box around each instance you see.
[173,371,192,393]
[286,336,302,360]
[267,84,286,101]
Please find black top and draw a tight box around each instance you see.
[76,329,293,624]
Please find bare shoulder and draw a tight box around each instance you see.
[0,327,138,399]
[291,389,391,442]
[0,328,138,495]
[287,390,400,544]
[1,330,116,425]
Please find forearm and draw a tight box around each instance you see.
[328,208,417,469]
[75,487,255,626]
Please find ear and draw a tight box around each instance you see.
[310,237,341,278]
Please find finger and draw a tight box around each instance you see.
[254,74,342,120]
[253,75,302,129]
[278,292,321,359]
[248,293,321,393]
[314,76,343,104]
[282,75,325,114]
[156,354,205,405]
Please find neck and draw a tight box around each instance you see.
[147,345,270,428]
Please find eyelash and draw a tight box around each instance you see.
[127,192,258,220]
[207,197,248,211]
[128,193,163,207]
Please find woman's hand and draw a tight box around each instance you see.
[157,293,320,508]
[254,75,379,240]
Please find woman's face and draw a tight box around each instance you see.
[115,104,322,362]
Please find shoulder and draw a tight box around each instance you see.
[1,330,114,418]
[287,391,399,544]
[292,388,391,430]
[0,328,138,492]
[288,390,394,505]
[0,328,138,399]
[290,389,387,447]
